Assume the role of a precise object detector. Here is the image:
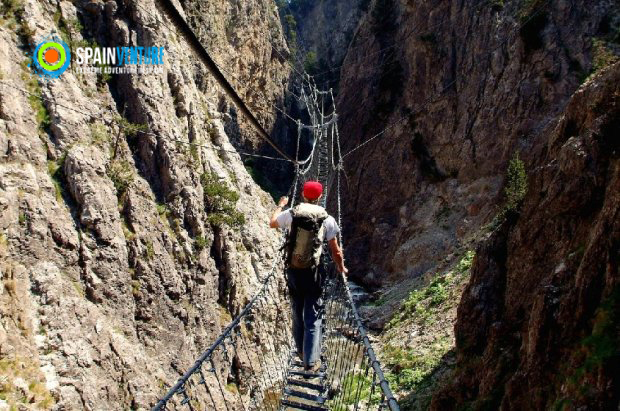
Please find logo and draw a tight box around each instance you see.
[31,34,71,79]
[29,32,165,80]
[74,46,165,75]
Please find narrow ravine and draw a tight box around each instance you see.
[0,0,618,410]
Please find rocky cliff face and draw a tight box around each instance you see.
[335,0,618,295]
[433,61,619,411]
[279,0,367,89]
[181,0,291,148]
[0,0,288,408]
[328,0,619,408]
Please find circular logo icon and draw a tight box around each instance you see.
[32,36,71,79]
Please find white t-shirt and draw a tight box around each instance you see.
[276,209,340,242]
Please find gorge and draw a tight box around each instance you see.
[0,0,618,410]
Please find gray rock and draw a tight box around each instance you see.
[0,0,290,408]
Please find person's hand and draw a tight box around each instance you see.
[278,196,289,207]
[340,266,349,275]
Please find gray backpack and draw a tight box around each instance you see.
[286,203,328,269]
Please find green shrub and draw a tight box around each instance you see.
[225,383,238,393]
[21,68,50,133]
[304,50,318,73]
[29,94,50,132]
[578,289,619,374]
[588,38,619,80]
[195,235,208,250]
[1,0,23,17]
[282,14,298,58]
[121,220,135,241]
[145,240,154,260]
[201,171,245,228]
[504,152,527,213]
[456,250,475,275]
[107,159,134,197]
[47,153,67,202]
[1,0,34,43]
[116,116,148,137]
[331,371,382,407]
[389,276,447,326]
[490,0,504,10]
[156,203,168,217]
[190,144,200,164]
[67,18,82,33]
[428,279,448,306]
[557,288,620,405]
[131,280,140,297]
[388,251,475,328]
[370,296,387,307]
[382,337,451,394]
[90,122,110,146]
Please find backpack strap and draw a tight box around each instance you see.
[284,206,299,266]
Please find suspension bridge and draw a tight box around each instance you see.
[137,0,402,408]
[151,43,400,408]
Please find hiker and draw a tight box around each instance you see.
[269,180,348,372]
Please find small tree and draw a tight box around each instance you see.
[201,172,245,228]
[107,159,134,198]
[304,51,318,73]
[504,152,528,212]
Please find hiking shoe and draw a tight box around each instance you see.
[305,360,321,373]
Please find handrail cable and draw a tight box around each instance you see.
[151,240,287,410]
[154,0,295,162]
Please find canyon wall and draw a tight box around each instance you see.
[0,0,289,408]
[335,0,617,295]
[181,0,291,149]
[280,0,367,90]
[433,61,619,411]
[329,0,619,408]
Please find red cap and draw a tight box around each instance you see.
[303,181,323,200]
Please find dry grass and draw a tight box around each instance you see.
[0,356,55,409]
[0,233,7,258]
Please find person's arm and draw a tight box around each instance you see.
[328,237,348,274]
[269,196,289,228]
